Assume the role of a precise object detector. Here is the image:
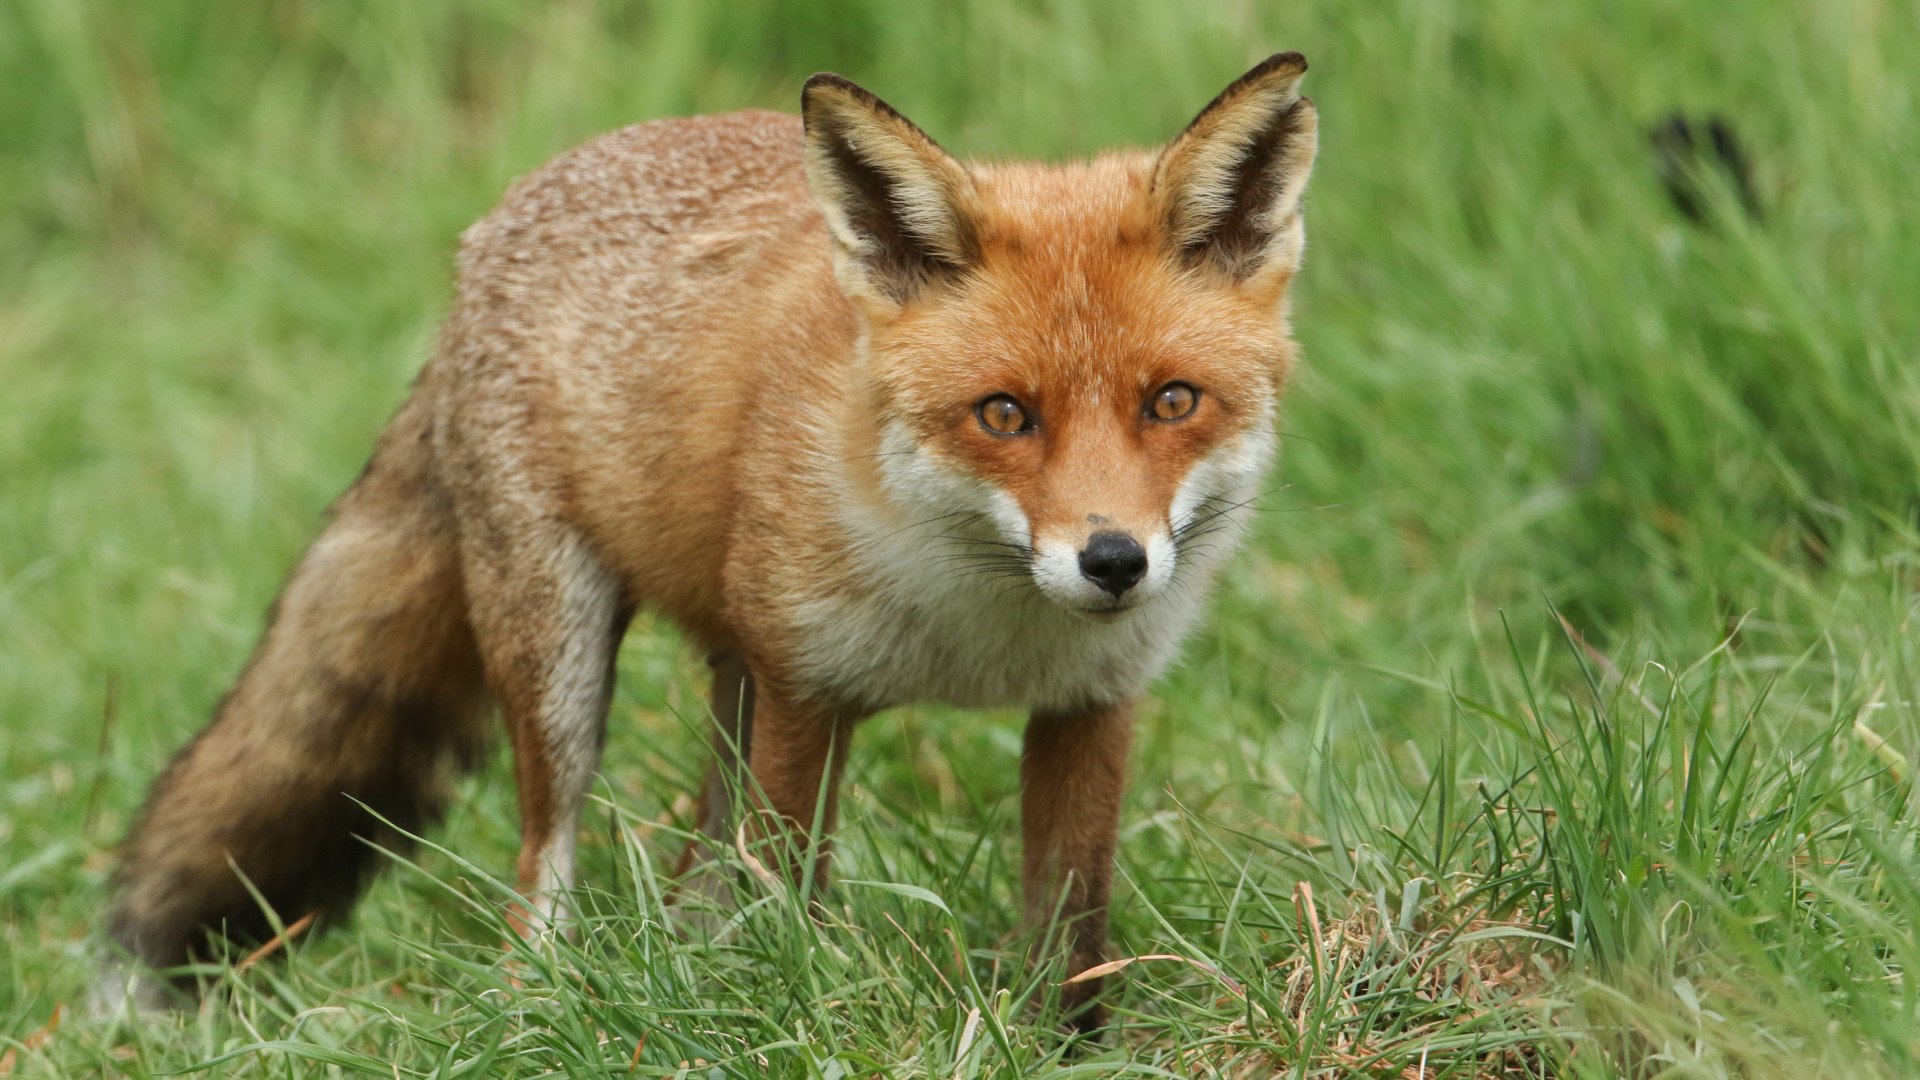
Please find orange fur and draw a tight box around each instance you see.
[102,56,1320,1033]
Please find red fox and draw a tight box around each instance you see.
[102,54,1319,1030]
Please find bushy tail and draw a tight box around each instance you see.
[103,406,489,1009]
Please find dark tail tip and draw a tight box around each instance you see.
[104,687,488,995]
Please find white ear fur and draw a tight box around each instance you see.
[1154,52,1319,283]
[801,74,981,307]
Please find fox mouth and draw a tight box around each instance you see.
[1066,593,1150,621]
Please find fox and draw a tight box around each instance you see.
[101,53,1319,1031]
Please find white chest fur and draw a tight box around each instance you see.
[787,419,1273,713]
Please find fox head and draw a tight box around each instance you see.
[803,55,1318,618]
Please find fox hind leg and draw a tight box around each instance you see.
[677,654,755,864]
[462,526,628,933]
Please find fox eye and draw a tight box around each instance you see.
[977,394,1031,435]
[1149,382,1199,421]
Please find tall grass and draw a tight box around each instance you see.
[2,1,1916,1075]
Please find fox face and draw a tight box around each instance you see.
[869,217,1292,617]
[804,57,1316,621]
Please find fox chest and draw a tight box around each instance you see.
[785,581,1203,713]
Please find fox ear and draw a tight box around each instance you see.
[1153,52,1319,285]
[802,73,981,307]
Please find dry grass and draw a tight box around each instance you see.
[1198,882,1559,1078]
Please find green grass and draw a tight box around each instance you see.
[3,0,1918,1075]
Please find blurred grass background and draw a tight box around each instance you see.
[3,0,1918,1075]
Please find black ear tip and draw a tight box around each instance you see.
[800,71,904,128]
[803,72,855,94]
[801,72,855,108]
[1252,51,1309,78]
[1207,52,1306,106]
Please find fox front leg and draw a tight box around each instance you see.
[741,681,855,894]
[1021,698,1135,1034]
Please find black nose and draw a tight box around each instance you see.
[1078,531,1148,597]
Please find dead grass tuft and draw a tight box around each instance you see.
[1211,882,1561,1078]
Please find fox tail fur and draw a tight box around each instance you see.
[99,399,489,1011]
